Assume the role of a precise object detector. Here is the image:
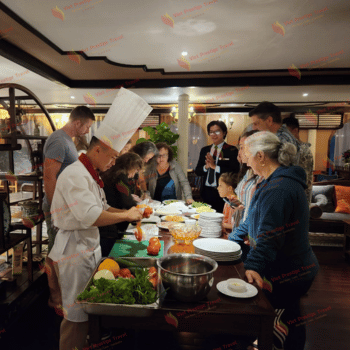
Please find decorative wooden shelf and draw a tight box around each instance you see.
[0,174,42,181]
[0,233,31,256]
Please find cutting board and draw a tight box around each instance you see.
[109,239,164,258]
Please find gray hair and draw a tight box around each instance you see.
[244,131,296,166]
[130,141,158,161]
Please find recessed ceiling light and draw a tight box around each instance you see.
[303,93,308,97]
[189,86,196,88]
[182,51,188,56]
[71,96,75,99]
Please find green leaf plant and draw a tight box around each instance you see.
[136,122,180,158]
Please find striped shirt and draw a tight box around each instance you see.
[235,169,263,222]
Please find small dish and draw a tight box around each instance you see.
[216,280,258,298]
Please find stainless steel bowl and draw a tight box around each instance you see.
[157,253,218,302]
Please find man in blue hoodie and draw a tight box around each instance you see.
[229,131,319,350]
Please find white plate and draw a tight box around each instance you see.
[141,215,161,224]
[193,238,241,253]
[148,200,162,209]
[200,212,224,219]
[191,214,200,220]
[157,222,176,230]
[155,209,182,216]
[162,199,185,205]
[216,280,258,298]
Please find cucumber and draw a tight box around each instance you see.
[112,257,143,268]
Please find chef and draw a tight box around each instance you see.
[48,88,153,350]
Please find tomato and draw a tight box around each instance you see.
[149,237,161,249]
[147,245,160,256]
[149,277,157,289]
[148,267,157,279]
[143,207,153,218]
[118,268,133,278]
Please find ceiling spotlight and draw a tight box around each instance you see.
[181,51,188,56]
[303,93,308,97]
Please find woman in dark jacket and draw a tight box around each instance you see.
[99,152,143,256]
[229,131,319,350]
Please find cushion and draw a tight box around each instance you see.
[312,185,335,212]
[334,185,350,214]
[335,200,350,214]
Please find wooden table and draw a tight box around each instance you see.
[88,233,275,350]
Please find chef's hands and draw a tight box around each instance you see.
[205,153,216,170]
[245,270,263,289]
[186,199,194,205]
[126,207,143,222]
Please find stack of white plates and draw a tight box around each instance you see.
[193,238,242,262]
[197,212,224,238]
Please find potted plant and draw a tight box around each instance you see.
[136,122,180,158]
[342,149,350,170]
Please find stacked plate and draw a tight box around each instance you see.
[193,238,242,262]
[197,212,224,238]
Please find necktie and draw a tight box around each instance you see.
[208,146,218,185]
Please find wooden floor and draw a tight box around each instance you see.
[0,246,349,350]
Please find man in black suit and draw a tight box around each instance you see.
[195,120,240,212]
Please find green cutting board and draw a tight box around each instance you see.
[109,239,164,258]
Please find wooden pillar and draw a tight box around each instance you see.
[177,94,189,174]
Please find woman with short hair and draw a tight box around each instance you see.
[229,131,319,350]
[147,142,193,204]
[99,152,143,256]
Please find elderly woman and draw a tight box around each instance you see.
[129,141,158,198]
[99,152,143,256]
[229,131,319,350]
[147,142,193,204]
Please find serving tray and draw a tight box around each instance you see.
[75,257,165,317]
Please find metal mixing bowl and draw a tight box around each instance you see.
[157,253,218,302]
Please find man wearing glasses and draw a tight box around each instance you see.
[195,121,240,212]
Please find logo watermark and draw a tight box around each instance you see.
[273,6,328,35]
[52,0,104,20]
[0,26,13,39]
[177,41,233,70]
[161,0,218,28]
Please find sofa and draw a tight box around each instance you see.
[309,179,350,259]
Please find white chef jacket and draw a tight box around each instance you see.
[48,160,110,322]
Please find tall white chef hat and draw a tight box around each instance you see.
[94,87,153,152]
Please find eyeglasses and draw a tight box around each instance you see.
[158,154,168,159]
[209,131,222,136]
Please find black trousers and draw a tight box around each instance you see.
[201,185,224,213]
[264,275,316,350]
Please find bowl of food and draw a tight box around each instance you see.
[162,215,185,223]
[169,223,201,245]
[157,253,218,302]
